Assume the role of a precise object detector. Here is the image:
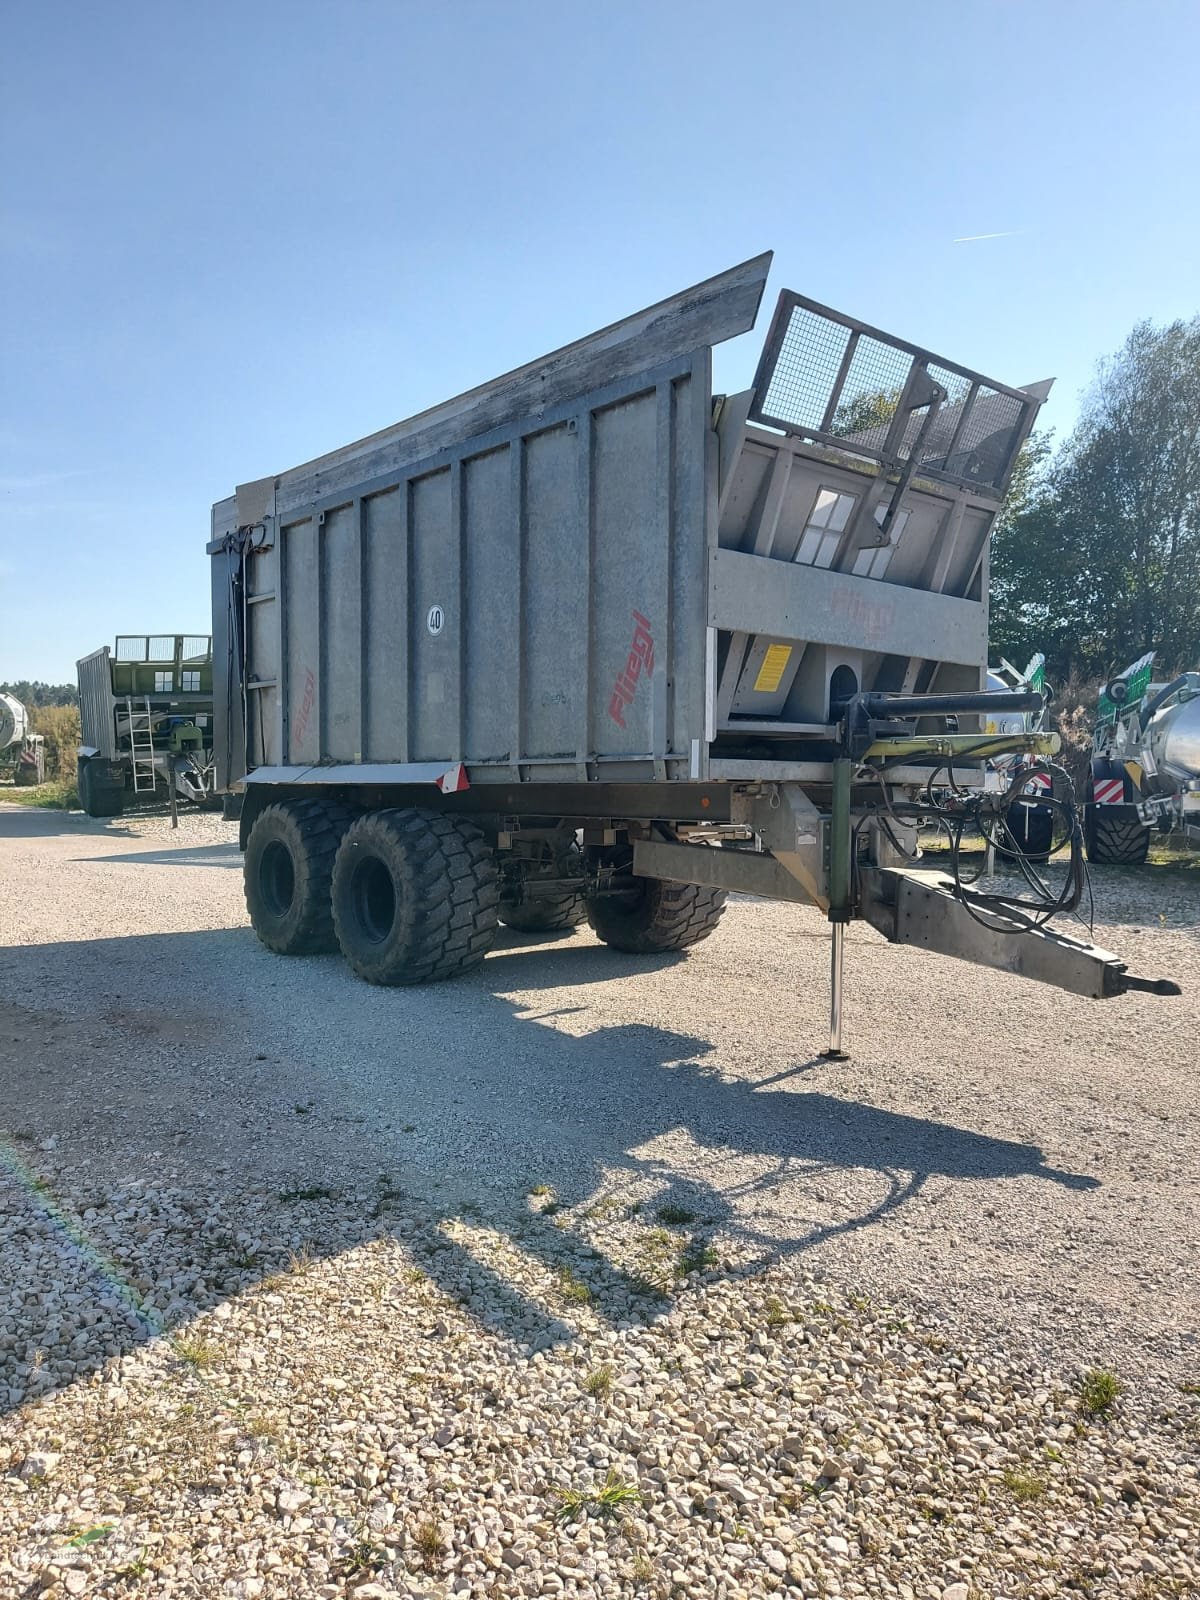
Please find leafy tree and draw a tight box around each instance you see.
[989,314,1200,682]
[0,680,78,708]
[829,387,900,438]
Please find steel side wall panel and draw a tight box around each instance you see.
[254,361,710,777]
[320,502,361,761]
[283,519,319,765]
[363,488,407,761]
[524,426,584,760]
[409,470,455,763]
[463,447,519,763]
[590,390,660,755]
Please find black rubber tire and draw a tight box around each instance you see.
[331,808,499,984]
[499,838,587,933]
[995,802,1055,864]
[77,757,123,819]
[588,854,727,955]
[244,799,353,954]
[1084,804,1150,866]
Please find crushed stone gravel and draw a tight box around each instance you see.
[1,804,1197,1597]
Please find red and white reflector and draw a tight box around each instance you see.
[1093,777,1125,805]
[1023,772,1052,795]
[435,763,470,794]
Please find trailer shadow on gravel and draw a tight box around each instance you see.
[0,922,1103,1417]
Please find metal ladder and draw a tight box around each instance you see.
[125,696,158,794]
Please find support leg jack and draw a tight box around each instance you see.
[820,920,849,1060]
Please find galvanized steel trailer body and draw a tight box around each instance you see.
[209,254,1178,1035]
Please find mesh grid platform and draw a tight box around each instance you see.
[749,293,1038,495]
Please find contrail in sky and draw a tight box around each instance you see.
[952,229,1027,243]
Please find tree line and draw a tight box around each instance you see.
[0,680,77,708]
[990,313,1200,686]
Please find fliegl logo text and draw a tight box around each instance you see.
[608,611,654,729]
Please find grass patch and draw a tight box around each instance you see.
[529,1184,553,1197]
[172,1337,219,1370]
[657,1203,697,1226]
[552,1469,643,1524]
[1001,1466,1046,1502]
[583,1363,614,1400]
[764,1295,788,1329]
[411,1519,446,1570]
[4,779,78,809]
[277,1184,337,1202]
[676,1240,719,1277]
[1078,1367,1124,1417]
[556,1266,592,1305]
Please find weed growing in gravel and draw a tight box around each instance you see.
[763,1296,789,1329]
[230,1248,259,1269]
[553,1470,643,1524]
[337,1522,386,1578]
[278,1184,337,1202]
[557,1266,592,1305]
[287,1242,315,1275]
[1179,1382,1200,1396]
[529,1183,553,1197]
[630,1551,656,1585]
[293,1100,315,1115]
[1078,1368,1124,1417]
[412,1519,447,1569]
[676,1241,718,1277]
[172,1338,219,1370]
[657,1203,697,1225]
[1002,1466,1046,1502]
[584,1364,614,1399]
[116,1549,150,1580]
[402,1266,427,1286]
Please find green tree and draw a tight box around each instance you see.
[0,680,78,708]
[989,314,1200,682]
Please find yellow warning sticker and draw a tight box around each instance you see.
[753,643,793,694]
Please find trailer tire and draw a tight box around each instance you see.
[1084,804,1150,866]
[499,838,587,933]
[588,851,727,954]
[331,808,499,984]
[77,757,124,819]
[244,799,353,955]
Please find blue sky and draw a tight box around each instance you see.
[3,0,1198,681]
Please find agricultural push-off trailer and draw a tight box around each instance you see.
[76,635,218,817]
[1086,653,1200,865]
[209,254,1178,1049]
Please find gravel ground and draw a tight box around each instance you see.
[1,803,1197,1598]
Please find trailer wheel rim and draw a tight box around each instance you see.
[259,840,296,917]
[351,854,396,945]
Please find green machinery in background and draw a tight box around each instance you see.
[75,634,217,818]
[1086,652,1200,864]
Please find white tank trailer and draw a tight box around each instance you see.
[0,692,45,786]
[209,253,1179,1048]
[1086,652,1200,864]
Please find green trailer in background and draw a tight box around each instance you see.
[75,634,218,818]
[1086,653,1200,864]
